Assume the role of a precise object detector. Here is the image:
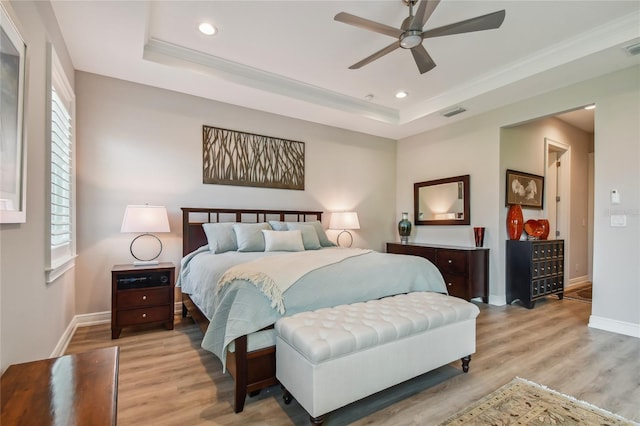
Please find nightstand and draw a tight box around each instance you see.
[111,262,175,339]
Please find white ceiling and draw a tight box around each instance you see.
[50,1,639,139]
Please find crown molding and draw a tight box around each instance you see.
[143,38,399,124]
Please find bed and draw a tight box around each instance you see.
[179,207,447,413]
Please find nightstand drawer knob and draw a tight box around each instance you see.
[142,313,147,318]
[448,259,452,264]
[448,282,452,286]
[142,295,147,300]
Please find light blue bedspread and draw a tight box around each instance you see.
[178,247,447,366]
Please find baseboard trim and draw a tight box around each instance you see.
[51,303,184,358]
[50,311,111,358]
[588,315,640,338]
[568,275,590,287]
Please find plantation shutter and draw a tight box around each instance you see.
[50,86,72,265]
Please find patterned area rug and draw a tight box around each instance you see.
[439,377,636,425]
[564,283,592,303]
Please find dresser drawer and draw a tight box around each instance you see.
[117,287,171,309]
[116,305,172,327]
[436,250,468,275]
[442,273,466,299]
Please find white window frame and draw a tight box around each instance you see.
[46,45,76,283]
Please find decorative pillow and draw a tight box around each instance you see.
[262,230,305,252]
[286,223,321,250]
[306,220,335,247]
[202,222,237,253]
[233,223,271,252]
[268,221,288,231]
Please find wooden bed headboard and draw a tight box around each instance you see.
[181,208,323,256]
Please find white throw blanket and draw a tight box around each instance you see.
[216,248,372,314]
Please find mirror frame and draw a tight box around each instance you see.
[414,174,470,226]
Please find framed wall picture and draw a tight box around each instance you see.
[0,5,27,223]
[202,125,305,190]
[506,169,544,209]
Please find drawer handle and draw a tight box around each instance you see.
[142,313,147,318]
[142,295,147,301]
[448,282,452,286]
[448,259,452,264]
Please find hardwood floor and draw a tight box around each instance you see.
[65,297,640,425]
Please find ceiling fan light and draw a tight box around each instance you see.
[400,32,422,49]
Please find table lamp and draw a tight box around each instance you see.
[121,205,170,265]
[329,211,360,247]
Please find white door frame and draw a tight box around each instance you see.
[545,137,571,285]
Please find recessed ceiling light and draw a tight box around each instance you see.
[395,91,408,99]
[584,104,596,110]
[198,22,217,36]
[364,94,374,101]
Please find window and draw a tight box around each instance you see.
[46,46,76,283]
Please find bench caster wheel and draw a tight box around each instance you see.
[282,388,293,405]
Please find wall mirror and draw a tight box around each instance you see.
[414,175,470,225]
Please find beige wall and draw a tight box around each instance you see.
[0,1,75,371]
[74,72,397,315]
[398,65,640,336]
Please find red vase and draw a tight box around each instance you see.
[539,219,550,240]
[507,204,524,240]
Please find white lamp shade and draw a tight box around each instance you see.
[329,211,360,230]
[121,205,170,233]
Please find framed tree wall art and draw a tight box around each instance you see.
[506,169,544,209]
[202,125,305,190]
[0,5,27,223]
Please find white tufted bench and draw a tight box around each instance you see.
[275,292,480,425]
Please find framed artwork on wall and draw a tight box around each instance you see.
[506,169,544,209]
[0,5,27,223]
[202,125,305,190]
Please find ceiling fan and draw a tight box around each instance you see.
[334,0,506,74]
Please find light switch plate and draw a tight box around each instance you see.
[610,214,626,227]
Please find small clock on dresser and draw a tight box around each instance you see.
[111,262,175,339]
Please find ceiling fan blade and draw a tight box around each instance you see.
[349,41,400,70]
[421,9,506,39]
[410,44,436,74]
[409,0,440,31]
[335,12,403,39]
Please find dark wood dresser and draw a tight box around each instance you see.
[1,346,119,425]
[111,262,175,338]
[386,242,489,302]
[506,239,564,308]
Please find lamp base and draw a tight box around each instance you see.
[129,233,163,266]
[133,260,159,266]
[336,230,353,248]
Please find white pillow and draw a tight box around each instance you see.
[202,223,237,253]
[233,222,271,252]
[262,230,305,252]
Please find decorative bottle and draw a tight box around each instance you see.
[398,212,412,244]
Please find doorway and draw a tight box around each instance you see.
[545,138,570,242]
